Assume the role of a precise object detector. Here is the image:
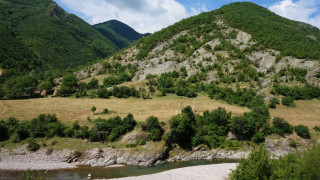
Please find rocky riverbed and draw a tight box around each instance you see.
[0,145,76,170]
[0,133,315,171]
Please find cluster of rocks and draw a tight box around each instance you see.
[167,147,249,162]
[78,146,167,167]
[265,133,314,158]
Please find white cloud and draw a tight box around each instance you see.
[269,0,320,28]
[191,3,208,16]
[58,0,190,33]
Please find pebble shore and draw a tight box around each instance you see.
[108,163,238,180]
[0,147,76,170]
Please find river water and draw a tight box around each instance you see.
[0,159,238,180]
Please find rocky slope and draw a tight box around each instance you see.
[75,3,320,101]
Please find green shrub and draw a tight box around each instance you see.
[72,121,80,130]
[101,108,109,114]
[87,78,99,89]
[97,88,110,99]
[149,129,162,141]
[27,139,40,152]
[231,144,320,180]
[313,126,320,133]
[146,116,162,131]
[64,127,74,137]
[282,96,295,107]
[230,146,271,180]
[138,139,146,145]
[169,113,195,144]
[220,140,242,150]
[206,134,225,148]
[58,74,79,97]
[268,97,280,108]
[161,133,169,142]
[91,106,96,115]
[14,123,30,141]
[294,125,311,139]
[272,117,293,135]
[125,143,137,148]
[252,132,265,143]
[289,140,297,148]
[145,116,163,141]
[0,122,9,141]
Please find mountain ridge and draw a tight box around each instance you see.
[93,19,150,49]
[74,2,320,104]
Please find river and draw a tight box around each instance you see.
[0,159,238,180]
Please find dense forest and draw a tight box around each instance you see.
[0,0,148,99]
[219,2,320,60]
[93,20,150,49]
[0,0,118,72]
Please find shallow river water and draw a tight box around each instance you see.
[0,159,238,180]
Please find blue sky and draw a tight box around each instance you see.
[54,0,320,33]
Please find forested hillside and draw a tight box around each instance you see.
[219,2,320,60]
[0,0,118,75]
[93,20,150,49]
[0,0,147,99]
[136,2,320,60]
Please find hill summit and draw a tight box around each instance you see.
[75,2,320,105]
[93,20,150,49]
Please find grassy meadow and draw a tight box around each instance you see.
[0,94,249,126]
[1,95,319,137]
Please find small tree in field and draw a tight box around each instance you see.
[91,106,96,115]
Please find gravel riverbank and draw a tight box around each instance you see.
[0,147,76,170]
[107,163,238,180]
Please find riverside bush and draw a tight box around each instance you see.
[142,116,164,141]
[0,122,9,141]
[89,114,137,142]
[27,139,40,152]
[230,147,271,180]
[230,145,320,180]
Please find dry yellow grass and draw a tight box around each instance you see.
[1,95,319,135]
[270,99,320,136]
[0,94,249,125]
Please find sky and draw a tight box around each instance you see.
[54,0,320,33]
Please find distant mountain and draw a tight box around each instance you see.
[0,0,119,77]
[93,20,150,49]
